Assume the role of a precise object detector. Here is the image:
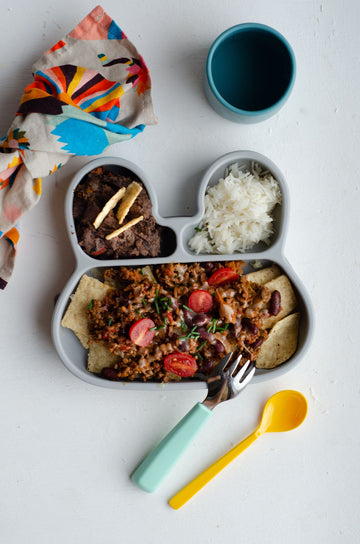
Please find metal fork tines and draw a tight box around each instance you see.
[203,353,255,410]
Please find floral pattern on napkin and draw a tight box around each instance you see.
[0,5,156,289]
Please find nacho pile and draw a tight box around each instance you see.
[61,263,301,381]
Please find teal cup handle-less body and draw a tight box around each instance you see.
[204,23,296,123]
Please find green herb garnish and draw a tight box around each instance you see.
[158,317,168,330]
[182,304,195,314]
[217,323,230,333]
[108,318,113,326]
[154,291,173,313]
[150,317,168,331]
[160,297,170,310]
[180,325,200,340]
[154,290,160,314]
[207,319,230,334]
[207,318,217,333]
[197,340,207,352]
[88,299,94,310]
[195,227,202,232]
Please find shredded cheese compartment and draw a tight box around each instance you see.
[189,162,282,254]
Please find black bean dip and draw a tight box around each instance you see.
[73,166,162,259]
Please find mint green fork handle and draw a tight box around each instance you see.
[131,402,212,493]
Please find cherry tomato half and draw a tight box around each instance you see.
[129,318,155,347]
[163,353,198,377]
[188,290,213,313]
[208,267,239,286]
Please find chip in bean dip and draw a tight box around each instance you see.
[73,166,163,259]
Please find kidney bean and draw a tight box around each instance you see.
[213,340,225,353]
[198,359,214,375]
[102,367,119,381]
[197,328,215,343]
[193,313,211,327]
[242,317,259,335]
[233,317,242,339]
[178,340,190,352]
[269,290,281,316]
[203,262,214,275]
[251,337,264,350]
[183,309,195,325]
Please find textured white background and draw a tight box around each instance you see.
[0,1,359,542]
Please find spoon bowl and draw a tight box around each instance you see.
[258,390,308,434]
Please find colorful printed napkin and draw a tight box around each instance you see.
[0,5,156,289]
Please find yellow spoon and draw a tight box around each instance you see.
[169,390,308,510]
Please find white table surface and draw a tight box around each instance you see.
[1,1,359,542]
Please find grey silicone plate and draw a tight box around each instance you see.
[51,150,313,390]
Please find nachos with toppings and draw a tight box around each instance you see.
[61,262,300,382]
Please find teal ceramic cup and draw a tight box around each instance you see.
[204,23,296,123]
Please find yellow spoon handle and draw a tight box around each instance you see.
[169,429,260,510]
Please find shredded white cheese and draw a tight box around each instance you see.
[189,162,282,254]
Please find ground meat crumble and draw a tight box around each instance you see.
[87,261,272,382]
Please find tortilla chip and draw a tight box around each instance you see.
[105,215,144,240]
[75,331,91,349]
[93,187,126,229]
[261,274,297,329]
[246,264,281,285]
[116,181,142,224]
[256,313,300,369]
[87,342,119,374]
[61,274,111,348]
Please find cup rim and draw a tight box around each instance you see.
[206,22,296,117]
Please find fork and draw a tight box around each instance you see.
[131,353,255,492]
